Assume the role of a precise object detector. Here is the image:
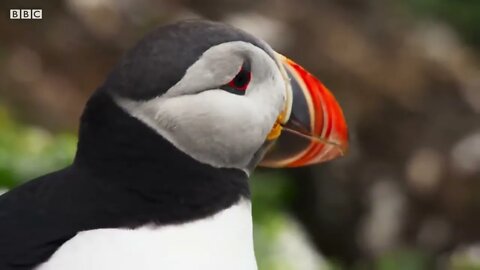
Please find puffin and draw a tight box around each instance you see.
[0,20,348,270]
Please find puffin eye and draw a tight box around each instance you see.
[221,64,251,95]
[228,68,251,90]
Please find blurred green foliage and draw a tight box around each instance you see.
[373,249,431,270]
[251,171,297,270]
[406,0,480,46]
[251,171,295,223]
[450,251,480,270]
[0,105,76,189]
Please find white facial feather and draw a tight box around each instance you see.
[36,200,257,270]
[116,41,286,170]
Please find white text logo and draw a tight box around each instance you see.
[10,9,43,20]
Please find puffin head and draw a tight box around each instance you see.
[83,20,348,173]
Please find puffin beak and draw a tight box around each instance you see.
[261,55,349,168]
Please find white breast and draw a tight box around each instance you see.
[36,200,257,270]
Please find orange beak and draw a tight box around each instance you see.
[261,55,349,168]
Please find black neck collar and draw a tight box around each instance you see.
[73,90,250,225]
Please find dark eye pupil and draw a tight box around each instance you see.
[224,65,251,93]
[233,70,249,87]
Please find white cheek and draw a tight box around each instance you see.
[156,90,270,167]
[116,89,275,169]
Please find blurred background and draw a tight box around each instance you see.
[1,0,479,269]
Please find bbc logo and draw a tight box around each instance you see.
[10,9,43,20]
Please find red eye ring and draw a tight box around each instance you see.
[227,67,251,91]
